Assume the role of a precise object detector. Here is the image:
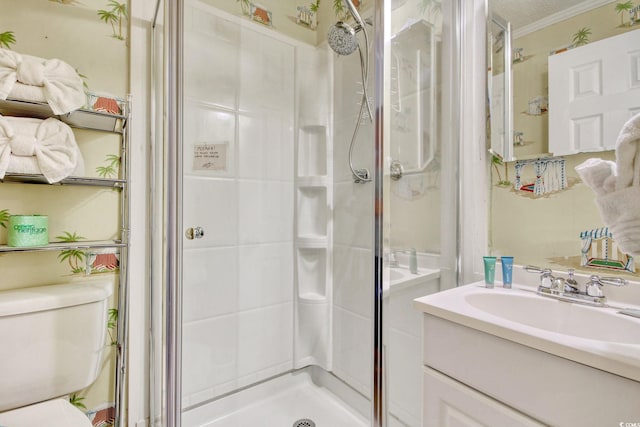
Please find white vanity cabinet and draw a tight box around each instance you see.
[420,312,640,427]
[423,367,543,427]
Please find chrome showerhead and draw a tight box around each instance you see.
[327,21,359,56]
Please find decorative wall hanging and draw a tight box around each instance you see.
[580,227,635,272]
[85,250,120,275]
[250,3,273,26]
[514,157,567,196]
[296,1,320,30]
[616,1,634,26]
[525,95,548,115]
[631,4,640,25]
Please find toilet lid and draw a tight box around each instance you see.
[0,398,93,427]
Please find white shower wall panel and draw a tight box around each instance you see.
[184,12,239,109]
[333,182,374,249]
[296,45,332,124]
[183,247,238,322]
[332,306,372,398]
[182,315,238,406]
[238,180,293,244]
[239,28,294,113]
[332,120,375,183]
[182,0,296,408]
[333,245,373,318]
[331,36,375,399]
[237,302,294,378]
[238,111,293,180]
[182,103,236,178]
[238,243,293,311]
[182,177,238,248]
[332,53,375,182]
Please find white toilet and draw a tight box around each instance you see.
[0,280,113,427]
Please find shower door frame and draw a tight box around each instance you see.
[157,0,465,426]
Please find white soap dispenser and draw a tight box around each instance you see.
[409,248,418,274]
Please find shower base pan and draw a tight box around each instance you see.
[182,369,368,427]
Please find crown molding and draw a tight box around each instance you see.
[513,0,615,39]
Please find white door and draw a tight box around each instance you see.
[548,29,640,155]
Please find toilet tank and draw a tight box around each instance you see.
[0,281,113,412]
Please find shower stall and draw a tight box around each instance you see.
[151,0,461,425]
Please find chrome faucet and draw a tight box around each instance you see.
[525,265,628,307]
[585,275,627,298]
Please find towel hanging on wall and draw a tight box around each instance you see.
[0,48,85,115]
[576,113,640,256]
[0,115,84,183]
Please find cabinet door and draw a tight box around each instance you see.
[548,30,640,155]
[423,367,544,427]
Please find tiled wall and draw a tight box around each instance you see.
[181,3,295,407]
[331,36,375,397]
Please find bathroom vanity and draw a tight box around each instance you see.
[414,271,640,427]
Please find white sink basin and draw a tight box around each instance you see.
[384,267,440,296]
[464,291,640,344]
[388,269,406,282]
[414,283,640,382]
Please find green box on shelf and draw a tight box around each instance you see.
[7,215,49,247]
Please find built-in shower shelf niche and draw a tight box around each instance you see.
[297,237,328,248]
[297,247,327,301]
[297,186,327,239]
[298,125,328,177]
[298,176,328,187]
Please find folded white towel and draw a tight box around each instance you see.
[0,48,85,115]
[574,158,616,196]
[0,115,83,183]
[614,113,640,190]
[575,112,640,255]
[596,186,640,255]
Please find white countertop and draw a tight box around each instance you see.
[414,281,640,382]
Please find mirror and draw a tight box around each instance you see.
[487,0,640,277]
[487,0,640,160]
[389,19,438,179]
[488,13,513,161]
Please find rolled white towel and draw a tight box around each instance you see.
[0,115,83,183]
[575,112,640,255]
[575,158,616,196]
[595,186,640,256]
[614,112,640,190]
[0,48,85,115]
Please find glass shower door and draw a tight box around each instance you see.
[382,1,459,426]
[153,0,461,426]
[179,0,296,411]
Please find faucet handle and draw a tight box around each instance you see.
[524,265,554,288]
[524,265,552,275]
[585,275,626,298]
[586,275,604,297]
[599,276,628,287]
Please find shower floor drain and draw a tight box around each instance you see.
[292,419,316,427]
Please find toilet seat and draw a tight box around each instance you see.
[0,398,92,427]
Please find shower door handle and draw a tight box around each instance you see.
[185,226,204,240]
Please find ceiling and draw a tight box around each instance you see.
[491,0,608,30]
